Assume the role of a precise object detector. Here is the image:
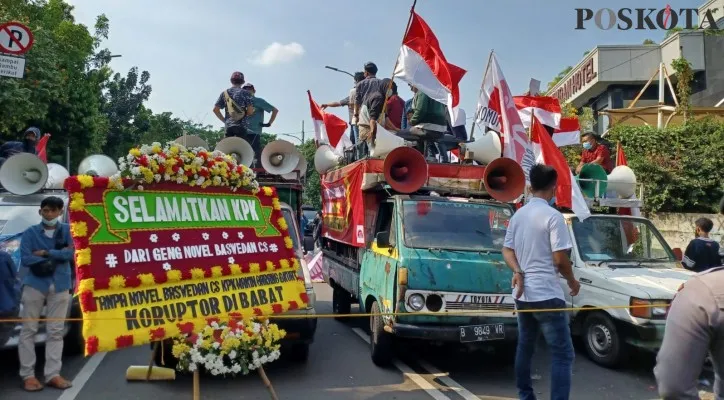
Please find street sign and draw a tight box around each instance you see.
[0,21,34,55]
[0,54,26,78]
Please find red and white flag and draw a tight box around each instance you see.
[530,116,590,221]
[36,133,50,163]
[552,117,581,147]
[514,95,562,129]
[308,91,351,154]
[615,142,641,218]
[476,53,535,174]
[393,12,466,121]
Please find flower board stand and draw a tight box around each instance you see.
[191,366,279,400]
[125,341,176,381]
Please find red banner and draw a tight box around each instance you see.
[321,162,366,247]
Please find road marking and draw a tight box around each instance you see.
[56,352,107,400]
[417,359,481,400]
[351,328,453,400]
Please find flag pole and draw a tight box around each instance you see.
[380,0,418,123]
[469,49,494,141]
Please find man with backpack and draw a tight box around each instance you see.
[213,72,255,140]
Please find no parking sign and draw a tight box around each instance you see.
[0,21,34,55]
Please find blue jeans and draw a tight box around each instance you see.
[515,298,574,400]
[350,124,359,145]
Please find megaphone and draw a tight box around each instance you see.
[0,153,49,195]
[461,131,501,164]
[214,136,254,166]
[370,126,405,158]
[45,163,70,189]
[261,140,301,176]
[383,147,428,194]
[482,157,525,202]
[78,154,118,177]
[174,135,209,150]
[577,163,608,198]
[282,154,308,180]
[314,145,340,175]
[607,165,637,198]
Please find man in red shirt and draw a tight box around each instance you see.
[385,81,405,131]
[576,132,613,174]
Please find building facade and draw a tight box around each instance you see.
[548,0,724,134]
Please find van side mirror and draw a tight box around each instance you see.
[376,231,391,248]
[672,248,683,261]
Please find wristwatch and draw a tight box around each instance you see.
[514,270,524,275]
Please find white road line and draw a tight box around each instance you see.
[351,328,453,400]
[56,352,107,400]
[417,359,481,400]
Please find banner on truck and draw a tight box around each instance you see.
[321,162,366,247]
[65,177,308,355]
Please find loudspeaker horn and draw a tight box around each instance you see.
[78,154,118,177]
[482,157,526,202]
[45,163,70,189]
[214,136,254,166]
[577,163,608,198]
[174,135,209,150]
[370,126,405,158]
[261,140,301,176]
[314,145,340,175]
[607,165,637,198]
[383,147,428,194]
[461,131,501,164]
[282,155,308,180]
[0,153,49,195]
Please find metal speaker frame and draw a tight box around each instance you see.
[482,157,526,202]
[214,136,254,167]
[45,163,70,189]
[313,145,340,175]
[462,131,501,165]
[260,140,301,176]
[0,153,49,195]
[383,147,428,194]
[78,154,119,177]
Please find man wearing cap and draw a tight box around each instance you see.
[213,72,255,139]
[0,127,39,160]
[354,62,393,157]
[241,83,278,162]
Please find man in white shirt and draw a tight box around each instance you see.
[503,164,580,400]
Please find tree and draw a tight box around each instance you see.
[101,67,152,158]
[545,66,573,94]
[298,139,321,209]
[671,57,693,123]
[642,39,656,45]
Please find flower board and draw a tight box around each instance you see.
[65,175,308,355]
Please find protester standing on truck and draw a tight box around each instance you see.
[502,164,580,400]
[18,196,75,392]
[354,62,393,157]
[575,132,613,174]
[321,72,365,145]
[213,72,255,140]
[0,127,40,166]
[241,82,278,163]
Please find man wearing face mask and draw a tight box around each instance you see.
[575,132,613,174]
[18,197,74,392]
[502,164,580,400]
[0,127,40,165]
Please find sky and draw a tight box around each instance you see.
[65,0,706,143]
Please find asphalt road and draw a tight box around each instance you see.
[0,283,715,400]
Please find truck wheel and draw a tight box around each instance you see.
[289,343,310,363]
[332,286,351,320]
[369,301,393,366]
[583,312,627,368]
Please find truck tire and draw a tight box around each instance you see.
[369,301,393,366]
[332,286,351,320]
[582,312,627,368]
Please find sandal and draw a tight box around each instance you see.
[23,377,43,392]
[46,376,72,390]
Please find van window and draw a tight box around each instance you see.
[374,202,395,246]
[281,208,301,250]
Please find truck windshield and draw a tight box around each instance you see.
[571,216,675,264]
[0,206,43,235]
[402,200,511,252]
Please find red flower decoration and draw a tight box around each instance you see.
[95,177,110,187]
[287,301,299,311]
[153,271,168,284]
[259,263,267,272]
[76,266,92,282]
[138,155,149,167]
[150,327,165,341]
[158,165,166,174]
[228,312,241,319]
[253,308,263,316]
[64,178,81,192]
[220,265,232,276]
[299,292,309,304]
[272,304,283,314]
[80,291,96,312]
[177,322,195,335]
[172,164,180,173]
[188,333,199,344]
[198,169,210,178]
[206,317,220,326]
[92,275,109,290]
[241,264,250,273]
[86,336,99,355]
[213,329,223,343]
[125,275,141,288]
[181,270,193,280]
[116,335,134,348]
[203,268,212,278]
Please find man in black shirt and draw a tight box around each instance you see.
[682,217,722,272]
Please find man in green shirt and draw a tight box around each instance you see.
[241,83,278,162]
[407,85,449,162]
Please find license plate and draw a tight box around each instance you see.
[459,324,505,343]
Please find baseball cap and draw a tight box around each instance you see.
[242,82,255,90]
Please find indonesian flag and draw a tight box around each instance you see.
[514,95,562,129]
[308,91,351,154]
[552,117,581,147]
[476,53,535,176]
[36,133,50,163]
[616,141,628,167]
[530,116,591,221]
[393,12,466,121]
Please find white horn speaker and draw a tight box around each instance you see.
[607,165,637,198]
[214,136,254,166]
[462,131,502,164]
[78,154,118,177]
[45,163,70,189]
[369,126,404,158]
[261,140,301,176]
[314,145,340,174]
[0,154,49,195]
[282,156,308,180]
[174,135,209,150]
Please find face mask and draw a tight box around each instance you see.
[582,142,593,150]
[42,217,58,226]
[548,196,557,207]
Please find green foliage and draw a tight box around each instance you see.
[101,67,152,158]
[642,39,656,45]
[671,57,693,123]
[298,140,321,209]
[545,66,573,94]
[606,118,724,213]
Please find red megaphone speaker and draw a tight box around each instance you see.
[483,157,526,202]
[383,147,428,194]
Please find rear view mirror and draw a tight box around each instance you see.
[376,231,391,248]
[672,248,683,261]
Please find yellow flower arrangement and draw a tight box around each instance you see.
[71,221,88,237]
[69,193,85,211]
[109,275,126,289]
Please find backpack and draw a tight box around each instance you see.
[223,90,246,122]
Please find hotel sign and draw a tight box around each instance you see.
[552,57,597,103]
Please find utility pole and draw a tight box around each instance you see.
[301,120,305,144]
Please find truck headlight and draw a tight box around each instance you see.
[407,293,425,311]
[630,298,669,319]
